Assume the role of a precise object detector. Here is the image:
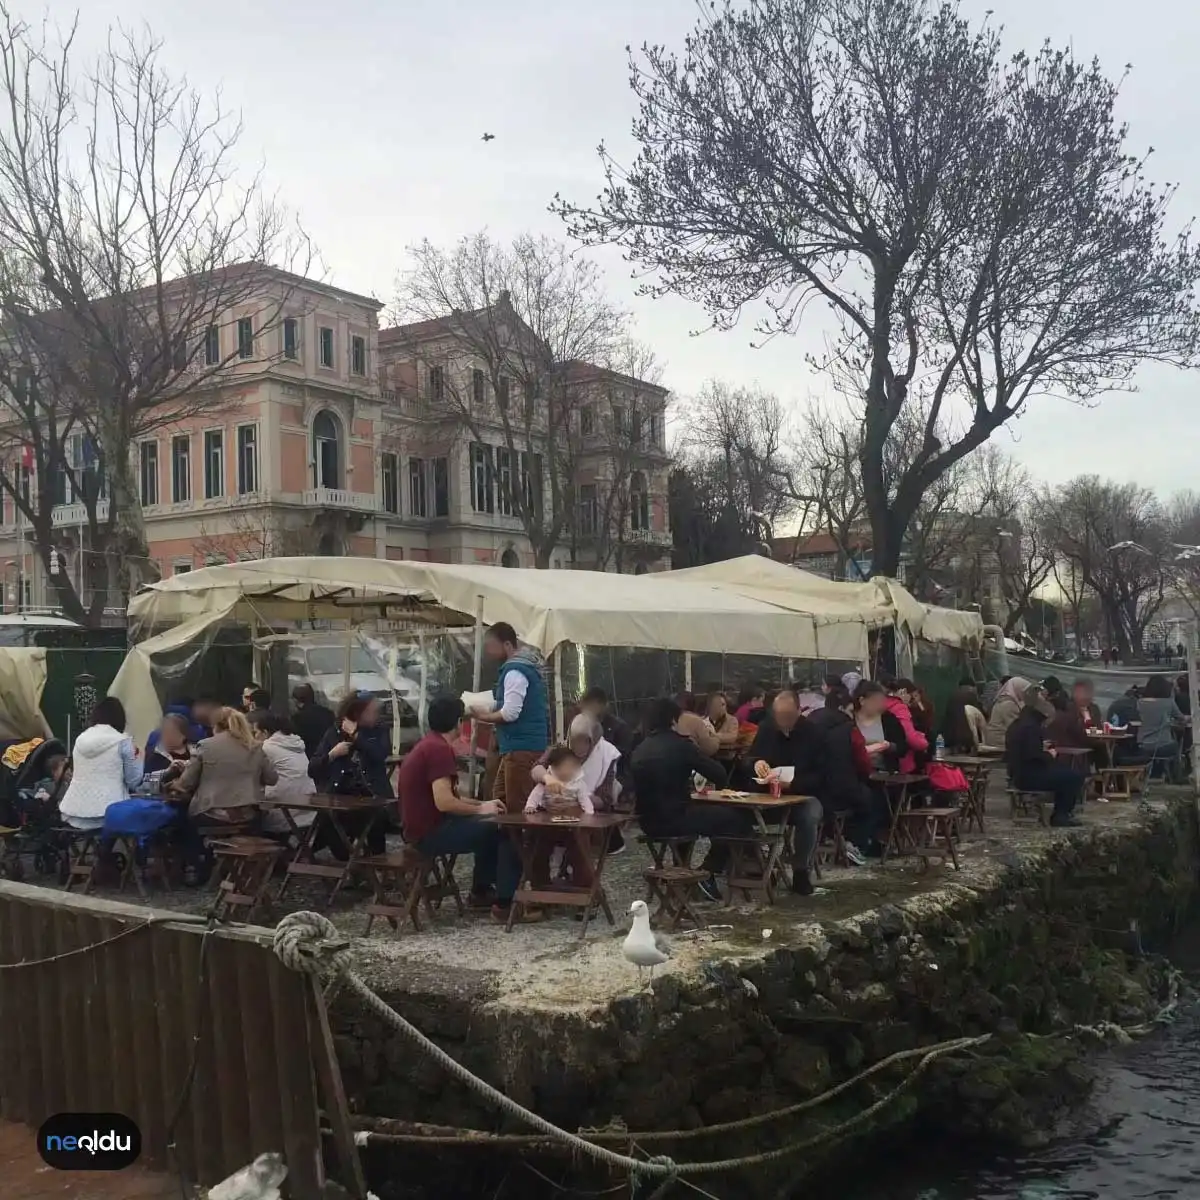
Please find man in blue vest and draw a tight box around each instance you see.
[472,622,550,811]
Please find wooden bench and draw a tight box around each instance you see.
[359,848,463,934]
[643,865,710,930]
[208,837,286,921]
[1007,788,1051,827]
[64,830,101,893]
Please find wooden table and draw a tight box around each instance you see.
[870,773,928,859]
[692,791,816,905]
[493,811,629,936]
[940,755,997,832]
[266,793,393,907]
[1085,731,1132,768]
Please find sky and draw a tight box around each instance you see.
[51,0,1200,494]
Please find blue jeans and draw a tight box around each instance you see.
[1145,742,1182,782]
[415,815,520,903]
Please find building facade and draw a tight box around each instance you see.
[0,274,672,612]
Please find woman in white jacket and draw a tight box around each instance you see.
[59,697,145,829]
[250,710,316,835]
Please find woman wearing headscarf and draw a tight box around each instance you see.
[941,684,987,753]
[985,677,1031,750]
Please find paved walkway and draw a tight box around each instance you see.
[0,1122,180,1199]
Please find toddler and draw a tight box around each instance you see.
[525,745,594,815]
[32,753,70,804]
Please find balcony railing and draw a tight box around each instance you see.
[626,527,672,546]
[52,500,110,527]
[303,488,378,513]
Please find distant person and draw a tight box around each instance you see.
[1137,675,1186,781]
[1006,687,1083,827]
[985,677,1030,749]
[1072,679,1102,729]
[1178,643,1187,666]
[245,688,272,715]
[1153,644,1162,666]
[145,698,207,758]
[1101,647,1110,668]
[577,686,633,759]
[251,710,317,836]
[191,696,219,740]
[805,687,876,862]
[704,690,740,753]
[471,622,550,813]
[674,691,721,757]
[241,683,263,712]
[291,682,335,757]
[941,684,986,753]
[733,682,766,725]
[1044,691,1089,750]
[1173,674,1192,718]
[1106,686,1141,728]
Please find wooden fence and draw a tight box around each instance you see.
[0,882,363,1197]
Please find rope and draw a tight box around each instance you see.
[271,912,991,1183]
[0,912,209,970]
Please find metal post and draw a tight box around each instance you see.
[467,594,485,798]
[684,650,693,695]
[417,632,428,734]
[553,643,565,741]
[1187,619,1199,810]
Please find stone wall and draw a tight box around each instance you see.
[332,799,1198,1199]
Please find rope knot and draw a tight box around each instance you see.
[273,911,352,978]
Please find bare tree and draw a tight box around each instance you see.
[0,10,312,606]
[1048,476,1169,657]
[194,510,311,564]
[557,0,1200,578]
[392,232,627,568]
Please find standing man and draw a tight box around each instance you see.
[291,683,335,757]
[472,622,549,811]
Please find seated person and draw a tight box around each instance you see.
[144,713,198,785]
[742,688,824,895]
[631,697,746,902]
[250,709,317,837]
[674,692,721,756]
[400,696,535,924]
[1005,688,1082,828]
[59,697,144,830]
[27,753,69,807]
[941,684,987,753]
[804,688,878,862]
[1137,675,1186,780]
[703,690,741,754]
[172,707,276,827]
[1044,691,1090,750]
[525,745,594,815]
[1072,680,1102,730]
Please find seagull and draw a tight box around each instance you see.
[481,132,495,142]
[623,899,671,987]
[209,1154,287,1200]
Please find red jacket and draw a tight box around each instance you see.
[850,725,873,779]
[885,696,928,774]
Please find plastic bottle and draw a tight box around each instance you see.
[935,734,945,761]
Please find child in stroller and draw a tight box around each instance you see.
[0,738,71,881]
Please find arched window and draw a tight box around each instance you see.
[630,471,650,531]
[500,547,519,568]
[312,410,341,490]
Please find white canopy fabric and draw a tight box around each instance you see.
[0,647,53,741]
[113,556,871,744]
[647,556,984,649]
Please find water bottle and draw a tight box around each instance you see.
[935,734,945,761]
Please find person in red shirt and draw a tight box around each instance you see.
[399,696,536,923]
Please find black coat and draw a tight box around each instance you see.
[309,723,394,798]
[805,707,866,803]
[1005,707,1053,787]
[631,730,726,830]
[741,716,823,795]
[293,703,336,758]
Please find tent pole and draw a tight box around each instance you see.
[684,650,692,695]
[554,644,565,741]
[468,594,485,798]
[417,632,428,735]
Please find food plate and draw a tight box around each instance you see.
[550,814,581,823]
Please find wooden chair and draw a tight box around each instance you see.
[208,837,286,921]
[636,834,696,870]
[813,812,849,875]
[359,847,463,934]
[643,865,709,931]
[1007,788,1051,827]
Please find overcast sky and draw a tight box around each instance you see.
[60,0,1200,494]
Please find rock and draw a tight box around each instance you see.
[775,1040,831,1096]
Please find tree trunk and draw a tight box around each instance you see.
[97,412,153,604]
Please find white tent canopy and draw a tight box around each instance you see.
[646,556,984,649]
[112,556,874,743]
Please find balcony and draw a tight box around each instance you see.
[303,488,378,513]
[53,500,110,527]
[626,527,672,547]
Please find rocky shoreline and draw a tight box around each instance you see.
[332,795,1197,1199]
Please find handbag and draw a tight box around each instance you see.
[332,749,372,797]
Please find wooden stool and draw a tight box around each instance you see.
[814,812,849,875]
[637,834,696,869]
[643,865,709,930]
[722,833,786,906]
[1097,765,1145,801]
[359,848,463,934]
[959,778,988,832]
[1008,788,1051,827]
[64,830,101,893]
[209,837,286,921]
[911,807,961,871]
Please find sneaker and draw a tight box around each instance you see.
[844,843,867,867]
[491,903,545,924]
[791,869,815,897]
[697,875,722,903]
[466,889,497,910]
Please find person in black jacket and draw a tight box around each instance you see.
[291,683,335,757]
[1005,690,1082,827]
[630,697,749,901]
[806,688,879,861]
[742,688,824,894]
[309,694,393,855]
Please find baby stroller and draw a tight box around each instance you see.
[0,738,71,882]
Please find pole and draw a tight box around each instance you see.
[553,643,565,742]
[467,594,485,798]
[417,632,428,735]
[1187,619,1199,811]
[684,650,693,695]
